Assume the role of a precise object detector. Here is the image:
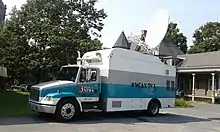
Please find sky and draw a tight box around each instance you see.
[3,0,220,49]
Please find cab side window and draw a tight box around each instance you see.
[79,68,98,82]
[79,68,86,82]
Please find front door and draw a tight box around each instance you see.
[76,68,101,102]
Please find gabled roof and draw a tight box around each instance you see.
[178,51,220,69]
[112,31,131,49]
[153,38,184,57]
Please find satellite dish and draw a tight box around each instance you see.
[145,9,170,49]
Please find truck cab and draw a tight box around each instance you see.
[60,65,101,99]
[29,64,101,122]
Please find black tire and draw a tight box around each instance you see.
[54,99,79,122]
[147,100,160,117]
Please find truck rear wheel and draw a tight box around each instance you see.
[147,100,160,116]
[55,99,79,122]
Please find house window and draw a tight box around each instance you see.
[79,68,87,82]
[166,80,170,91]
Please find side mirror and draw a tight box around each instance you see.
[90,71,97,81]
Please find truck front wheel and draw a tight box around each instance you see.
[55,99,79,122]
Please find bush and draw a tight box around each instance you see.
[175,98,194,108]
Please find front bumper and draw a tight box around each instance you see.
[29,101,56,114]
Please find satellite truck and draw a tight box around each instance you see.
[28,9,176,122]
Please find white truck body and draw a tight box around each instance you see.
[82,48,176,111]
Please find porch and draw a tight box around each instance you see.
[177,70,220,104]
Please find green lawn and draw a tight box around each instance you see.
[0,91,33,118]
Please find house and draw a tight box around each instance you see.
[0,66,7,78]
[0,66,7,91]
[152,37,220,104]
[176,51,220,103]
[151,37,220,103]
[0,0,6,23]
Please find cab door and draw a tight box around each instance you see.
[76,67,101,102]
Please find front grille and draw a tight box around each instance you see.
[29,87,40,102]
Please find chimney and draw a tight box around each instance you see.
[140,30,147,42]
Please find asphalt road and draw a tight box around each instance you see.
[1,103,220,132]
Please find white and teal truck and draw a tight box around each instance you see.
[28,47,176,122]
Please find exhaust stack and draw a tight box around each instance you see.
[77,51,82,65]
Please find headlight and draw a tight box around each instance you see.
[44,96,53,101]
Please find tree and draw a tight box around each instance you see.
[0,18,35,83]
[188,22,220,54]
[164,22,188,54]
[1,0,107,83]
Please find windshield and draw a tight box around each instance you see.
[57,67,79,82]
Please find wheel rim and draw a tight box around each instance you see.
[61,103,75,119]
[151,103,159,114]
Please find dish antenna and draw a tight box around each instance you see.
[129,9,170,54]
[145,9,170,49]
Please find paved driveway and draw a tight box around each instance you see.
[1,103,220,132]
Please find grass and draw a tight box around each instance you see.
[175,98,194,108]
[0,90,33,118]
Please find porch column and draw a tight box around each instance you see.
[211,73,215,104]
[192,73,195,101]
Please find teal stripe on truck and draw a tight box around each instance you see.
[100,83,175,98]
[39,83,175,99]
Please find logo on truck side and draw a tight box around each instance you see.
[131,82,156,88]
[131,82,156,92]
[79,86,96,93]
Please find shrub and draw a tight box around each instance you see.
[175,98,193,108]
